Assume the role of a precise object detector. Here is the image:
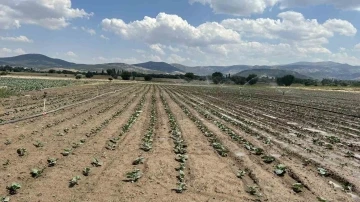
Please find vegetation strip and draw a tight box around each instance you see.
[160,92,188,193]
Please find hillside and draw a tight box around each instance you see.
[133,61,182,73]
[0,54,76,68]
[1,54,360,80]
[234,69,310,79]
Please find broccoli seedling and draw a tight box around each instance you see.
[30,168,44,178]
[83,167,91,176]
[274,164,286,176]
[6,183,21,195]
[47,158,57,167]
[175,182,187,193]
[17,148,27,156]
[126,169,142,183]
[132,157,144,165]
[292,183,303,193]
[262,156,275,164]
[237,170,246,179]
[91,158,102,167]
[69,176,80,187]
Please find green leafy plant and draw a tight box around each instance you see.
[33,141,44,148]
[176,163,186,171]
[262,156,275,164]
[83,167,91,176]
[292,183,303,193]
[132,157,144,165]
[6,183,21,195]
[175,154,188,163]
[91,158,102,167]
[47,158,57,167]
[17,148,27,156]
[126,169,142,183]
[274,164,286,176]
[175,182,187,193]
[317,168,329,177]
[237,170,246,179]
[61,148,72,156]
[246,185,258,195]
[69,176,80,187]
[253,148,264,155]
[30,168,44,178]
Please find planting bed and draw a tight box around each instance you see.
[0,82,359,202]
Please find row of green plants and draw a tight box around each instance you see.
[105,89,148,150]
[141,94,157,152]
[171,88,355,199]
[160,93,188,193]
[1,88,148,198]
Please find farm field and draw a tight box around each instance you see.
[0,80,360,202]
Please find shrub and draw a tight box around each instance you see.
[121,71,131,80]
[75,74,82,79]
[144,75,152,81]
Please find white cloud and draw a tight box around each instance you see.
[354,43,360,50]
[0,0,93,30]
[101,12,240,47]
[0,35,33,43]
[100,34,109,40]
[189,0,278,16]
[66,51,77,57]
[221,11,356,50]
[81,27,96,35]
[149,44,165,55]
[0,47,26,57]
[93,56,140,64]
[190,0,360,16]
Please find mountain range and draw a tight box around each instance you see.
[0,54,359,80]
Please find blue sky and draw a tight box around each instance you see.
[1,0,360,66]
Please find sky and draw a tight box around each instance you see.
[1,0,360,66]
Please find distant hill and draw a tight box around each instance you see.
[234,69,310,79]
[1,54,360,80]
[133,61,181,73]
[0,54,76,68]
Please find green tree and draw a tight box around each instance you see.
[48,69,56,73]
[144,75,153,81]
[184,72,195,82]
[121,71,131,80]
[212,72,224,84]
[85,71,94,78]
[230,76,246,85]
[106,69,113,76]
[246,74,258,85]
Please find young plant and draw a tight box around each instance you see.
[3,159,10,166]
[252,148,264,155]
[176,163,186,171]
[132,157,144,165]
[83,167,91,176]
[126,169,142,183]
[274,164,286,176]
[317,168,329,177]
[61,148,72,156]
[292,183,303,193]
[91,158,103,167]
[47,158,57,167]
[175,154,188,163]
[6,183,21,195]
[17,148,27,156]
[175,182,187,193]
[69,176,80,187]
[30,168,44,178]
[246,185,258,195]
[177,170,185,181]
[237,170,246,179]
[262,155,275,164]
[33,141,44,148]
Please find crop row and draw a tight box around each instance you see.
[160,92,188,193]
